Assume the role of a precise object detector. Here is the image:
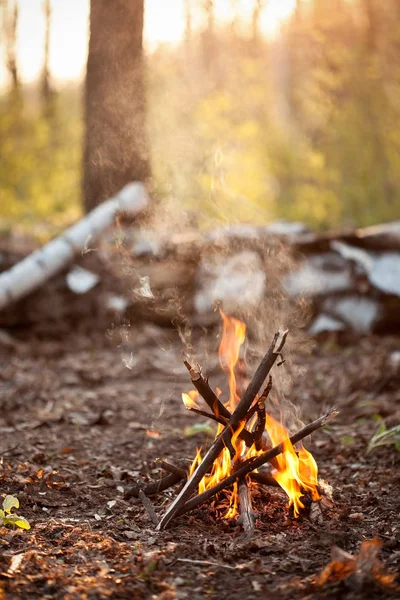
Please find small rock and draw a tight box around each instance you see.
[66,266,100,294]
[349,512,365,521]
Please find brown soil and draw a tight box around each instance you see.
[0,322,399,599]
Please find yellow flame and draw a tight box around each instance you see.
[182,390,200,409]
[224,482,238,519]
[265,413,321,517]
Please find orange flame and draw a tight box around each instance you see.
[265,413,320,517]
[187,311,321,520]
[219,309,246,413]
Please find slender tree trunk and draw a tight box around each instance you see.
[184,0,192,47]
[3,0,20,93]
[41,0,53,108]
[83,0,150,212]
[252,0,266,43]
[201,0,215,69]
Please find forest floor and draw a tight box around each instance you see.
[0,319,399,599]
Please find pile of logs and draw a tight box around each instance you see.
[1,183,399,337]
[126,220,400,336]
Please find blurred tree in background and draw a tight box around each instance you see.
[83,0,150,212]
[1,0,400,236]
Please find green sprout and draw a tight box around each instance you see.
[0,495,31,530]
[367,423,400,455]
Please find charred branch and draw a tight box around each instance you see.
[245,375,272,424]
[254,399,266,451]
[249,471,280,488]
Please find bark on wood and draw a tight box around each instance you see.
[157,330,288,530]
[124,472,183,499]
[138,490,159,527]
[184,360,254,447]
[237,477,257,535]
[0,183,148,312]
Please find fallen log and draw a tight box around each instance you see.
[0,182,149,311]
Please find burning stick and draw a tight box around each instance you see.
[253,398,267,451]
[178,408,338,519]
[184,361,253,448]
[249,471,280,488]
[184,361,230,420]
[237,477,257,535]
[157,330,289,530]
[245,376,273,424]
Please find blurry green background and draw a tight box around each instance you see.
[1,0,400,238]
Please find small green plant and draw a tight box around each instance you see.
[367,424,400,454]
[0,495,31,530]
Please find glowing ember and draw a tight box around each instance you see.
[186,311,321,519]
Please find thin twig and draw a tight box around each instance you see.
[249,471,279,487]
[138,490,159,527]
[184,360,230,419]
[176,558,236,571]
[245,376,272,424]
[125,473,184,499]
[156,460,188,479]
[178,408,338,518]
[187,407,228,426]
[184,360,253,447]
[254,400,266,451]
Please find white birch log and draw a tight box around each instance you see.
[0,182,149,311]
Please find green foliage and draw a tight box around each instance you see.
[184,421,215,437]
[0,495,30,530]
[367,423,400,454]
[2,2,400,233]
[0,89,82,238]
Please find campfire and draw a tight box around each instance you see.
[127,311,337,532]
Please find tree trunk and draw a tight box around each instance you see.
[201,0,215,69]
[83,0,150,213]
[252,0,266,43]
[41,0,53,110]
[3,0,20,93]
[184,0,192,47]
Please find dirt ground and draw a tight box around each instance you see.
[0,320,399,599]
